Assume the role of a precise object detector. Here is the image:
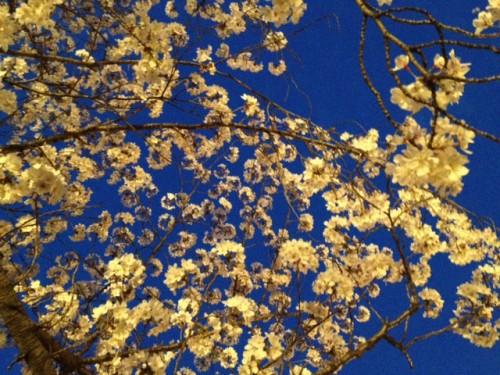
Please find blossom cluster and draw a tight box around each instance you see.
[391,50,470,112]
[473,0,500,34]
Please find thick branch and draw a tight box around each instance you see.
[0,266,92,375]
[0,267,55,375]
[0,121,352,156]
[316,302,420,375]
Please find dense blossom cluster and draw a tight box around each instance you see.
[0,0,498,374]
[473,0,500,34]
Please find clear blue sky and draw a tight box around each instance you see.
[284,1,500,373]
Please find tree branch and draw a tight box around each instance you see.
[0,266,92,375]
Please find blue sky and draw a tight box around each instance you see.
[282,1,499,373]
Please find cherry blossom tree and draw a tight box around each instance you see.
[0,0,498,374]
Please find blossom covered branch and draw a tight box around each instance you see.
[0,0,498,374]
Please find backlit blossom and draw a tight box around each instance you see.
[278,239,319,274]
[419,288,444,318]
[265,31,288,52]
[15,0,63,28]
[0,86,17,114]
[390,80,431,113]
[239,331,267,374]
[268,60,287,76]
[224,295,258,325]
[19,162,67,204]
[241,94,261,117]
[313,265,355,301]
[355,306,371,323]
[387,145,437,186]
[473,1,499,34]
[393,54,409,71]
[220,347,238,369]
[0,6,16,51]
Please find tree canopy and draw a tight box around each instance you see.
[0,0,499,374]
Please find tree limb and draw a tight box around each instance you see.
[0,266,93,375]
